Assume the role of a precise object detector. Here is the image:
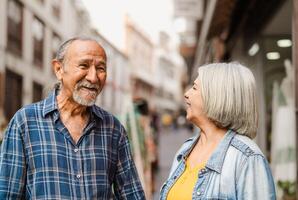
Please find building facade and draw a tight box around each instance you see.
[125,16,158,109]
[0,0,79,130]
[154,32,186,117]
[0,0,133,134]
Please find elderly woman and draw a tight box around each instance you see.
[160,63,276,199]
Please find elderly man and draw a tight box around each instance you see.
[0,37,145,199]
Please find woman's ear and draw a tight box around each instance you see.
[52,59,64,81]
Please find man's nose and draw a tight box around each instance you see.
[85,66,98,84]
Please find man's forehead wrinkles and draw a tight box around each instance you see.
[77,56,106,61]
[67,41,106,58]
[77,57,106,65]
[78,58,92,62]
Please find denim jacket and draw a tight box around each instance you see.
[160,130,276,200]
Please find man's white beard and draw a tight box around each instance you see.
[73,80,100,106]
[73,91,98,106]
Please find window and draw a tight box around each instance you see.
[33,82,43,102]
[7,0,23,57]
[52,0,60,20]
[51,33,61,76]
[32,17,45,67]
[0,73,4,109]
[160,58,174,78]
[52,33,61,59]
[4,69,23,121]
[35,0,44,4]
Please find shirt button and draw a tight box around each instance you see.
[74,148,79,153]
[76,174,81,179]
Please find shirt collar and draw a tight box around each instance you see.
[90,105,104,120]
[177,129,236,174]
[175,129,200,162]
[42,89,58,117]
[42,88,104,121]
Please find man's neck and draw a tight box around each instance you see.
[56,91,89,119]
[56,91,90,143]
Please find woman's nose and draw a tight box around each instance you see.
[184,91,189,99]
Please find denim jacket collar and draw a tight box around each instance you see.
[207,130,236,173]
[176,129,236,174]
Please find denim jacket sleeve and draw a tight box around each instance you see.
[236,154,276,199]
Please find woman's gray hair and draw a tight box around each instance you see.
[198,62,258,138]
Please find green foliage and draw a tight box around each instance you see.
[277,180,296,197]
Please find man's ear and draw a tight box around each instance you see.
[52,59,64,81]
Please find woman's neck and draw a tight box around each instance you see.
[195,118,227,146]
[187,119,227,167]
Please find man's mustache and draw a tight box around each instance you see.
[76,80,100,92]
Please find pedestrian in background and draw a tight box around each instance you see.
[160,62,276,199]
[0,37,145,199]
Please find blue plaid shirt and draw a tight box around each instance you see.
[0,90,145,199]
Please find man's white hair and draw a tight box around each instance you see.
[198,62,258,138]
[55,36,99,64]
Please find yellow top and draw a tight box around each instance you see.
[167,160,206,200]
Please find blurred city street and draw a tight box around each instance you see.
[153,127,193,200]
[0,0,297,199]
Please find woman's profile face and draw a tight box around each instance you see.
[184,77,206,123]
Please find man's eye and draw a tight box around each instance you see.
[192,86,197,90]
[79,64,88,68]
[96,66,106,72]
